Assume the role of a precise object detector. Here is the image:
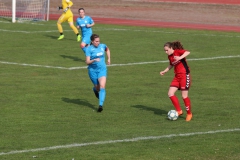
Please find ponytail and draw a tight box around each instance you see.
[164,41,184,50]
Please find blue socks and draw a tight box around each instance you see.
[99,88,106,107]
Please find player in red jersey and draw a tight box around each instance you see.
[160,41,192,121]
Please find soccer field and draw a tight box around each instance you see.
[0,19,240,160]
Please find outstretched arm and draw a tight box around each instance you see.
[160,65,173,76]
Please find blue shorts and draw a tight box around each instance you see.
[82,35,91,45]
[88,68,107,85]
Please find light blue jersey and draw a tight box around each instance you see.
[85,44,108,70]
[86,42,109,108]
[76,16,94,44]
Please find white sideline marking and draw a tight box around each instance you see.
[0,28,57,33]
[0,55,240,70]
[1,27,240,38]
[0,61,72,70]
[0,20,44,25]
[0,128,239,156]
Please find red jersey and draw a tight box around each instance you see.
[168,49,190,74]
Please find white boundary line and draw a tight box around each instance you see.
[0,28,57,33]
[0,61,72,70]
[0,128,239,156]
[0,55,240,70]
[1,27,240,38]
[0,20,44,25]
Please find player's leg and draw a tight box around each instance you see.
[92,85,99,99]
[80,36,91,53]
[180,73,192,121]
[98,76,106,112]
[80,41,87,53]
[181,90,190,113]
[182,90,192,121]
[168,86,182,115]
[97,69,107,112]
[88,70,99,99]
[168,76,182,115]
[57,14,66,40]
[67,16,81,41]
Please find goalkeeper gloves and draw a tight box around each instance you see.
[63,7,69,13]
[58,6,63,10]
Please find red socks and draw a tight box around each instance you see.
[183,97,191,114]
[169,96,192,114]
[169,95,182,111]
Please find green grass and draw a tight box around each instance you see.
[0,19,240,160]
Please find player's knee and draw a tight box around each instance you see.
[69,23,75,29]
[68,22,73,25]
[181,90,188,98]
[99,82,106,89]
[168,92,174,97]
[181,94,188,99]
[100,86,105,90]
[57,23,62,27]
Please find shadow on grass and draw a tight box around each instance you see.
[44,33,82,42]
[131,105,168,116]
[44,34,77,41]
[60,55,85,62]
[62,97,96,110]
[44,34,59,40]
[131,105,185,120]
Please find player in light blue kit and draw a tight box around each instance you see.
[76,8,95,53]
[85,34,111,112]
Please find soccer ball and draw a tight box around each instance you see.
[167,110,178,121]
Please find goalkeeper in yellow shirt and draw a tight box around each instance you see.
[57,0,81,41]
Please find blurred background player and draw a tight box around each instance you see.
[160,41,192,121]
[85,34,110,112]
[76,8,95,53]
[57,0,81,41]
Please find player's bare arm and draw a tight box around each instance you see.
[160,65,173,76]
[87,22,95,28]
[174,51,190,61]
[106,48,111,65]
[85,56,100,65]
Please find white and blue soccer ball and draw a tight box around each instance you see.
[167,110,178,121]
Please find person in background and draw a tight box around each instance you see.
[57,0,81,41]
[76,8,95,53]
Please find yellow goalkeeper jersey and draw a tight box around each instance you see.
[62,0,73,14]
